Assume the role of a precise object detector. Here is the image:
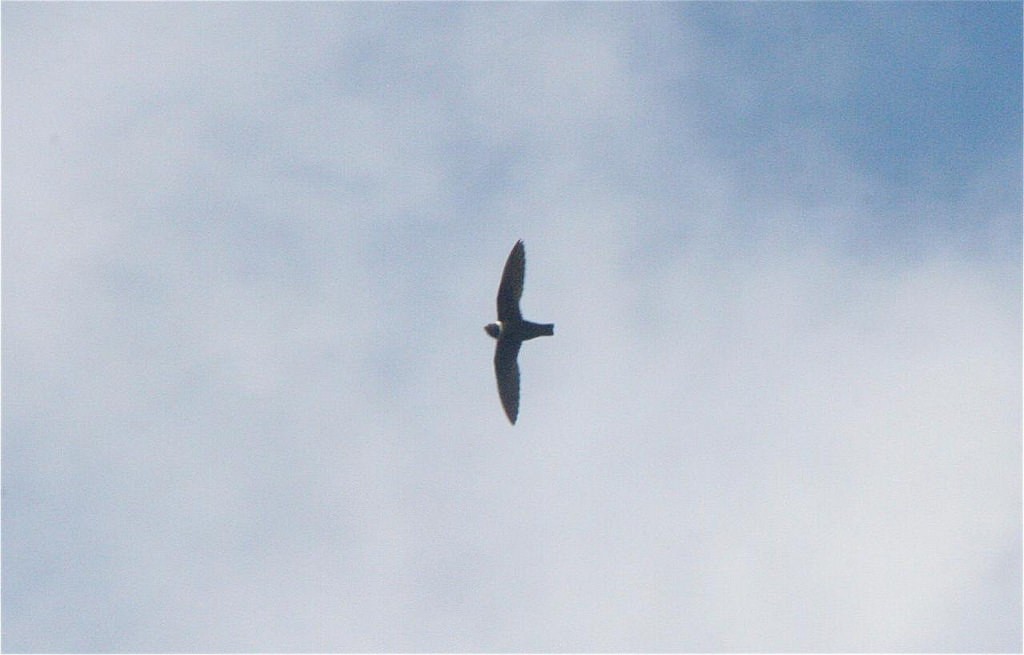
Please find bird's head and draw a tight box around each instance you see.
[484,322,501,339]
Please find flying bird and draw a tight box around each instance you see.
[484,240,554,424]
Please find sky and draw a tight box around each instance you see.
[2,3,1021,652]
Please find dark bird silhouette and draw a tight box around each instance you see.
[484,240,554,424]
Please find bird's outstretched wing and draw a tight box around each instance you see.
[496,240,525,322]
[494,337,522,424]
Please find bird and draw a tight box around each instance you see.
[484,240,554,424]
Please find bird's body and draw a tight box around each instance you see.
[485,319,554,342]
[485,240,554,424]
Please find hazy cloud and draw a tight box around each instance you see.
[3,3,1020,652]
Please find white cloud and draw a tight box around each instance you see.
[3,3,1019,652]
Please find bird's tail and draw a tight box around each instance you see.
[523,321,554,339]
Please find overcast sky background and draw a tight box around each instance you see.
[3,3,1021,652]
